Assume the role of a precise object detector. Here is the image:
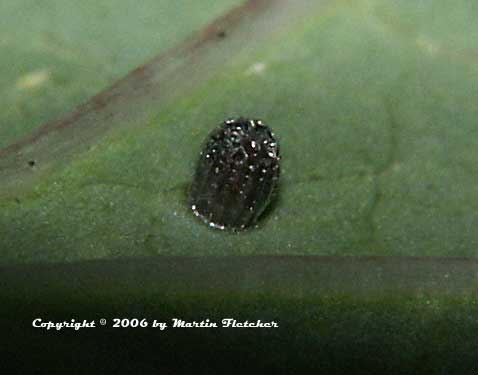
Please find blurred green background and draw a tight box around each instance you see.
[0,0,242,148]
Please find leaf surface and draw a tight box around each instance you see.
[1,0,478,263]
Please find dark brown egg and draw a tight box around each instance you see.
[190,118,280,231]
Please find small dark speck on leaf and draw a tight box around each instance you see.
[308,174,323,183]
[217,30,227,38]
[28,160,36,167]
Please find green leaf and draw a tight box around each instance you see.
[2,0,478,263]
[0,0,243,148]
[2,2,478,371]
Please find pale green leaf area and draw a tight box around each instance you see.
[0,0,243,148]
[2,1,478,263]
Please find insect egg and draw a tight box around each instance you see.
[189,117,281,231]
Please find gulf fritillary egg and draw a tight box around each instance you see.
[190,118,280,231]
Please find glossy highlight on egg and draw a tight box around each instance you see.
[189,117,281,231]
